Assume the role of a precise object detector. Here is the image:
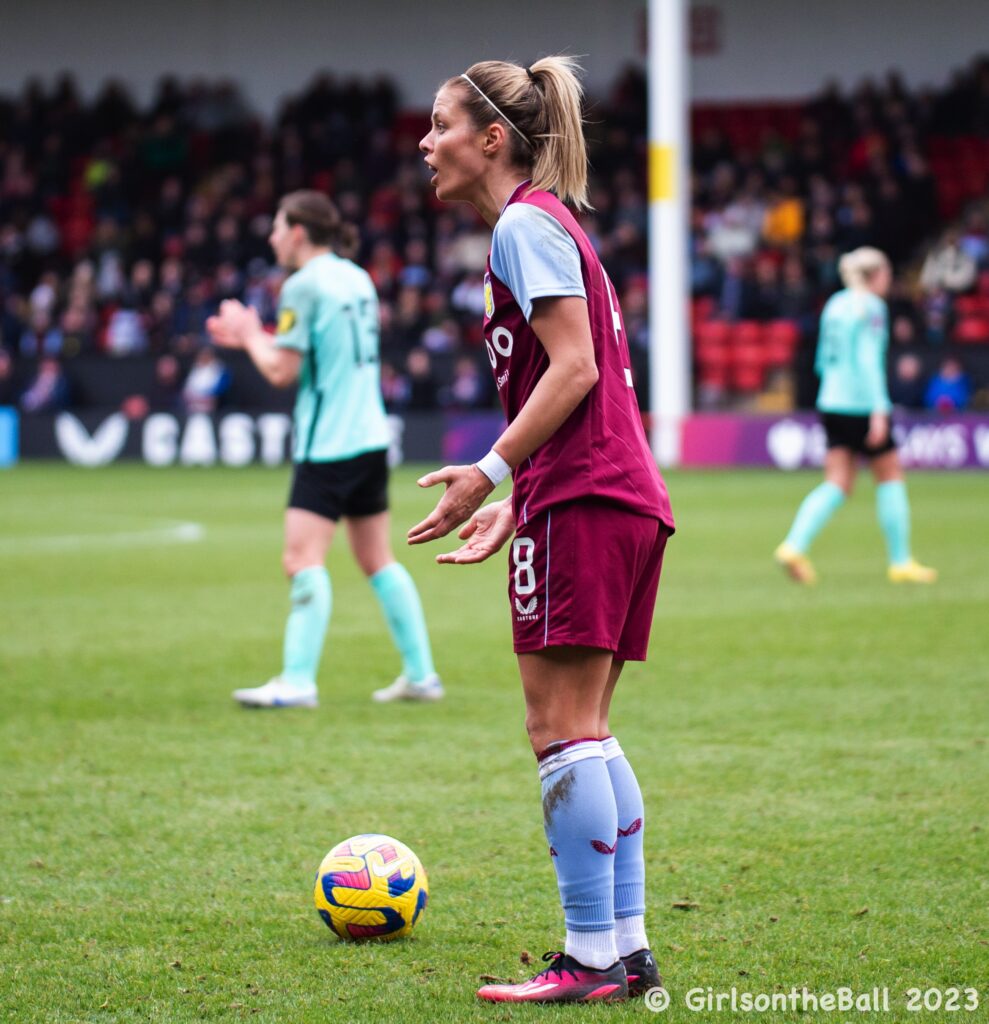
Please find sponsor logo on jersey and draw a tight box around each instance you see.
[515,596,538,618]
[277,308,297,334]
[483,274,494,319]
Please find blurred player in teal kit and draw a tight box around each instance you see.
[775,247,936,585]
[207,190,441,706]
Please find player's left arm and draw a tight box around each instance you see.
[860,301,892,445]
[207,299,302,387]
[408,295,597,545]
[435,495,516,565]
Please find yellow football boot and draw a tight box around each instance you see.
[774,542,818,585]
[888,559,938,584]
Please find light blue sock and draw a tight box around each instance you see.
[602,738,645,921]
[539,740,617,955]
[281,566,331,688]
[876,480,911,566]
[369,562,435,682]
[785,481,846,553]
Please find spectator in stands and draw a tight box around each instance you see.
[149,353,184,412]
[924,357,971,412]
[380,361,411,410]
[19,309,64,357]
[0,349,16,406]
[921,288,953,346]
[762,178,805,247]
[105,305,149,355]
[889,353,926,409]
[921,230,978,294]
[59,305,96,357]
[20,356,69,413]
[405,347,438,410]
[958,210,989,269]
[181,347,230,413]
[441,356,487,409]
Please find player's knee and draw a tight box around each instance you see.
[524,712,550,755]
[282,549,309,577]
[356,550,391,577]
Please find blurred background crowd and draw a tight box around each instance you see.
[1,54,987,417]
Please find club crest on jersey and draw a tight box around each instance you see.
[277,308,297,334]
[515,596,538,620]
[483,273,494,319]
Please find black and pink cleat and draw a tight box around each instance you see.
[621,947,664,997]
[477,951,628,1003]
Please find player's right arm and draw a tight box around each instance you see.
[207,299,302,387]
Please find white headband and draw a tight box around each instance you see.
[460,73,531,147]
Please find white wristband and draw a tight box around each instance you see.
[475,449,511,486]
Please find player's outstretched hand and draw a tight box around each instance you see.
[408,464,495,545]
[207,299,262,350]
[436,497,515,564]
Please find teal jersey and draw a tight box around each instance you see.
[274,253,390,462]
[815,288,892,415]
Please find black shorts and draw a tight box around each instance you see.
[820,412,896,457]
[288,449,389,521]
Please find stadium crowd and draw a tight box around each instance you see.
[1,55,988,415]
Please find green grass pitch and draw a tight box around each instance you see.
[1,464,987,1023]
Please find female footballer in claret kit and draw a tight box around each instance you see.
[408,56,675,1003]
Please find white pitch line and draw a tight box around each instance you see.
[0,520,206,552]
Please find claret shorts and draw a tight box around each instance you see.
[509,500,671,661]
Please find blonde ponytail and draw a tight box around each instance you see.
[450,56,590,210]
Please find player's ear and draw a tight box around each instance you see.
[482,122,509,157]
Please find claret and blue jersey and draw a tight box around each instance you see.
[275,252,391,463]
[815,288,892,415]
[483,182,674,532]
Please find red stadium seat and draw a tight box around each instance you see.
[694,320,732,390]
[954,316,989,344]
[763,319,801,366]
[954,295,989,318]
[694,319,731,352]
[733,320,763,346]
[691,296,716,324]
[729,322,768,391]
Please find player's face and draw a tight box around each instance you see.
[269,210,297,270]
[420,86,489,204]
[870,264,892,298]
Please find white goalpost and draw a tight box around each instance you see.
[647,0,691,466]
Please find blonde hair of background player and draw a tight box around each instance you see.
[838,246,891,290]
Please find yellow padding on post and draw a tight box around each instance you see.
[649,143,676,202]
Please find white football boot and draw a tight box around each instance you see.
[371,674,444,703]
[232,677,318,708]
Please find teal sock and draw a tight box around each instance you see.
[785,481,846,553]
[282,566,331,688]
[369,562,435,682]
[876,480,911,566]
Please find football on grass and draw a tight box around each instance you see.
[314,833,428,941]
